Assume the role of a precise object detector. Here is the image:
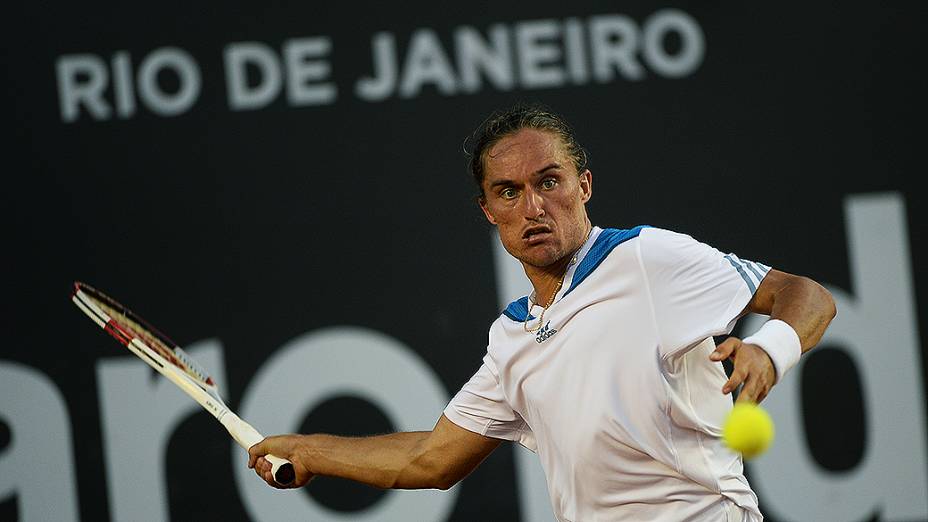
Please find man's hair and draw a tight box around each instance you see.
[467,103,589,199]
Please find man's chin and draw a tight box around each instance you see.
[516,247,564,269]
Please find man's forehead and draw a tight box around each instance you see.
[485,128,569,172]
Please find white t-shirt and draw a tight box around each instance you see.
[444,226,770,522]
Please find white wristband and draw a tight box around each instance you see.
[742,319,801,384]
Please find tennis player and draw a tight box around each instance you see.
[248,105,836,521]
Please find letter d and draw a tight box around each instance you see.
[747,192,928,521]
[224,42,283,111]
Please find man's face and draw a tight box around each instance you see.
[479,128,592,270]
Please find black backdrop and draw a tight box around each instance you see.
[2,3,926,521]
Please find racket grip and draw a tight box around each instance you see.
[266,455,296,486]
[222,414,296,486]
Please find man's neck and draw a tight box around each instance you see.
[524,255,574,307]
[524,224,592,306]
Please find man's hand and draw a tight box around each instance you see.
[710,337,777,403]
[248,435,316,489]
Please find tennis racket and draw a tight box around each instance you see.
[71,281,295,486]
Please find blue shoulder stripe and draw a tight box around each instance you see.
[563,225,649,297]
[502,295,534,322]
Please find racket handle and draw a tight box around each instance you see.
[222,414,296,486]
[266,454,296,486]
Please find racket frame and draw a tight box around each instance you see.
[72,282,295,485]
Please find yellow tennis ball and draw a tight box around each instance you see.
[722,402,774,459]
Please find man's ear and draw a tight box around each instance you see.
[579,169,592,204]
[478,196,498,225]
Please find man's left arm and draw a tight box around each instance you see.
[710,269,837,403]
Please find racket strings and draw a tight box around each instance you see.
[90,295,210,387]
[173,347,212,384]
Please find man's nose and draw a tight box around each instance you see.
[522,188,545,219]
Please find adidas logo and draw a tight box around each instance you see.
[535,321,558,344]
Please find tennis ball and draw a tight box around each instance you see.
[722,402,774,459]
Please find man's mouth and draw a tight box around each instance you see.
[523,226,553,243]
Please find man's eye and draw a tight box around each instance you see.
[500,188,518,199]
[541,178,557,189]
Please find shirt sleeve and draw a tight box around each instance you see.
[443,353,536,451]
[639,227,772,358]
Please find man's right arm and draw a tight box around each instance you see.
[247,414,502,490]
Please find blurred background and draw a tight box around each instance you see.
[2,3,926,521]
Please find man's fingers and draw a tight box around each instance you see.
[710,338,740,362]
[247,439,267,469]
[723,367,746,395]
[739,374,772,404]
[756,387,769,404]
[737,376,761,403]
[254,457,281,487]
